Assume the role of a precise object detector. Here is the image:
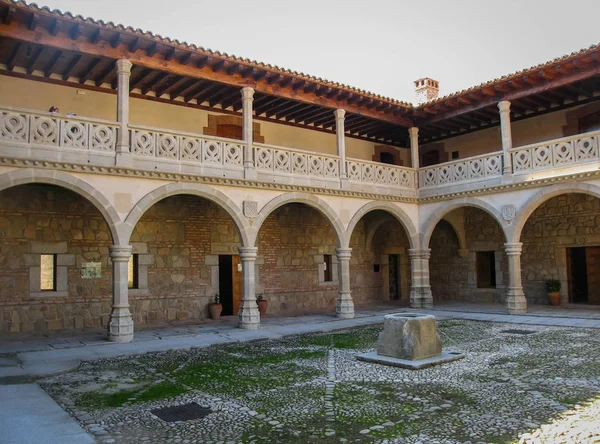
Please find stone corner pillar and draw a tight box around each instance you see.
[408,248,433,309]
[238,246,260,329]
[334,109,348,182]
[408,127,419,170]
[335,247,354,319]
[241,87,256,180]
[504,242,527,314]
[115,59,133,167]
[108,245,134,343]
[498,100,513,175]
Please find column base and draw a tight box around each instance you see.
[336,293,355,319]
[410,286,433,309]
[115,152,133,167]
[506,288,527,314]
[238,301,260,329]
[107,306,134,343]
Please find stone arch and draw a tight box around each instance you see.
[512,182,600,243]
[123,182,250,246]
[251,193,345,247]
[421,197,508,248]
[0,168,122,244]
[346,201,419,250]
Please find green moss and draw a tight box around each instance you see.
[136,381,187,403]
[76,389,140,409]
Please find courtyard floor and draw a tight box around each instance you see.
[1,304,600,443]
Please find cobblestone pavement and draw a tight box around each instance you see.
[36,320,600,443]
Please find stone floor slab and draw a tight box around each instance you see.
[356,350,465,369]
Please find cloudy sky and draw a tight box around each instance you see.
[40,0,599,103]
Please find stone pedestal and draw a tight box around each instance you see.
[377,313,441,360]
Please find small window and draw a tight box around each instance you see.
[128,254,139,289]
[323,254,333,282]
[452,151,459,160]
[40,254,57,291]
[373,264,380,273]
[379,152,395,165]
[476,251,496,288]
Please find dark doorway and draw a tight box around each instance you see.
[379,152,395,165]
[219,255,243,316]
[568,247,600,304]
[388,254,400,300]
[422,150,440,167]
[219,255,234,315]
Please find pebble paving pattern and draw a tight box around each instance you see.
[38,320,600,443]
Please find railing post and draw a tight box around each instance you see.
[409,127,419,187]
[115,59,132,167]
[242,87,256,179]
[498,101,513,175]
[334,109,348,184]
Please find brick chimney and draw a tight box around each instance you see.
[414,78,439,105]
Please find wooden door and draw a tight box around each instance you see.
[232,255,243,314]
[586,247,600,304]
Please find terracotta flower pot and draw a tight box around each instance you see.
[209,303,223,320]
[257,299,268,316]
[548,292,561,306]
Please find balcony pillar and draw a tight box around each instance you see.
[334,109,348,181]
[241,87,256,179]
[108,245,134,343]
[409,248,433,308]
[115,59,133,167]
[504,242,527,314]
[498,100,513,175]
[336,247,354,319]
[409,127,419,169]
[238,247,260,329]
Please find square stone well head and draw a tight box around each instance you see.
[376,312,442,361]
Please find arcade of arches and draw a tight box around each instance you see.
[1,183,600,340]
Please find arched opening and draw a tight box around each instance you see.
[520,193,600,306]
[127,194,245,325]
[255,202,341,315]
[0,184,115,335]
[348,210,413,306]
[428,207,508,306]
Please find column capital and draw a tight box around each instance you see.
[408,248,431,259]
[498,100,511,113]
[115,59,133,75]
[408,127,419,138]
[239,246,258,260]
[504,242,523,255]
[334,108,346,120]
[335,247,352,259]
[241,87,255,100]
[109,245,132,261]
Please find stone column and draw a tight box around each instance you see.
[336,248,354,318]
[238,246,260,329]
[498,101,513,175]
[504,242,527,314]
[409,127,419,169]
[334,109,348,180]
[241,87,256,179]
[115,59,133,167]
[108,245,134,343]
[408,248,433,308]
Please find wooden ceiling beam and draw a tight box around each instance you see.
[129,66,152,90]
[266,73,282,85]
[25,45,43,74]
[110,33,120,49]
[219,89,242,109]
[311,113,335,128]
[185,82,222,103]
[209,87,235,107]
[0,22,413,126]
[156,76,189,98]
[62,54,81,80]
[301,108,333,125]
[6,41,21,70]
[70,23,80,40]
[254,97,284,115]
[175,80,204,100]
[196,55,209,69]
[141,71,168,95]
[27,12,38,31]
[168,78,198,99]
[79,57,102,83]
[43,49,61,77]
[146,42,158,57]
[284,104,318,122]
[1,6,15,25]
[90,29,101,44]
[95,62,115,87]
[179,51,193,66]
[270,101,306,119]
[129,37,141,53]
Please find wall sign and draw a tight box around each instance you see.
[81,262,102,279]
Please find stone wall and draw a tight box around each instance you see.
[521,193,600,305]
[430,210,508,304]
[0,184,113,334]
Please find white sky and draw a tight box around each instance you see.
[40,0,599,103]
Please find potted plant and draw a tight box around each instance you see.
[209,294,222,320]
[546,280,561,306]
[256,293,268,316]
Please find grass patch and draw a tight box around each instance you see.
[136,381,187,403]
[76,388,140,409]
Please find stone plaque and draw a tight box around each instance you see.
[501,204,516,222]
[81,262,101,279]
[243,200,258,218]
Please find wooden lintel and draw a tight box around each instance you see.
[0,22,412,126]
